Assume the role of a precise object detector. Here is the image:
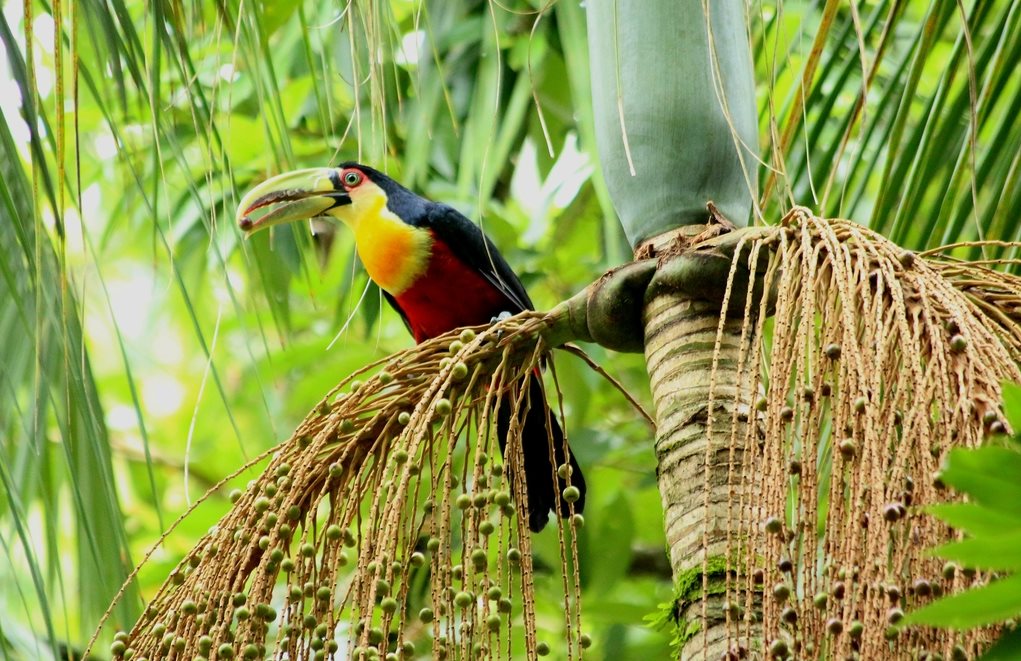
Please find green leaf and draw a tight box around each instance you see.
[980,626,1021,661]
[588,491,635,596]
[932,532,1021,571]
[927,502,1021,537]
[1002,381,1021,437]
[258,0,301,38]
[904,573,1021,628]
[940,447,1021,517]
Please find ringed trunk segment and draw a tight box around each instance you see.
[641,223,765,660]
[645,292,759,659]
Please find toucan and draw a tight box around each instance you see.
[236,162,585,532]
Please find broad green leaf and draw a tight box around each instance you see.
[904,573,1021,628]
[940,447,1021,516]
[932,532,1021,571]
[980,627,1021,661]
[927,502,1021,537]
[259,0,301,39]
[1001,381,1021,436]
[588,490,635,596]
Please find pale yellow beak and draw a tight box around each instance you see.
[235,168,351,234]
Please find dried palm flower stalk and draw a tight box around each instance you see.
[89,315,587,660]
[707,209,1021,659]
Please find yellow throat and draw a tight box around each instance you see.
[333,188,432,295]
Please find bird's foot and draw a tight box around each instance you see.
[490,310,513,339]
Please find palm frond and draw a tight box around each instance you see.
[758,1,1021,251]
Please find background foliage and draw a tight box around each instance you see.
[902,381,1021,658]
[0,0,1018,658]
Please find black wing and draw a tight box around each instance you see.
[425,204,534,313]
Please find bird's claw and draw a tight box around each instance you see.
[490,310,513,339]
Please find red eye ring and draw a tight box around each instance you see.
[343,170,362,187]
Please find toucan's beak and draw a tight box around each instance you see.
[236,168,351,234]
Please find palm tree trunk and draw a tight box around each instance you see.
[644,282,754,658]
[586,0,759,655]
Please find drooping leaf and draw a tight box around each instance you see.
[939,447,1021,517]
[926,502,1021,538]
[1001,381,1021,435]
[932,532,1021,571]
[980,626,1021,661]
[904,574,1021,628]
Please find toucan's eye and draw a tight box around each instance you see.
[343,171,362,187]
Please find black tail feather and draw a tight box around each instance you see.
[496,376,586,532]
